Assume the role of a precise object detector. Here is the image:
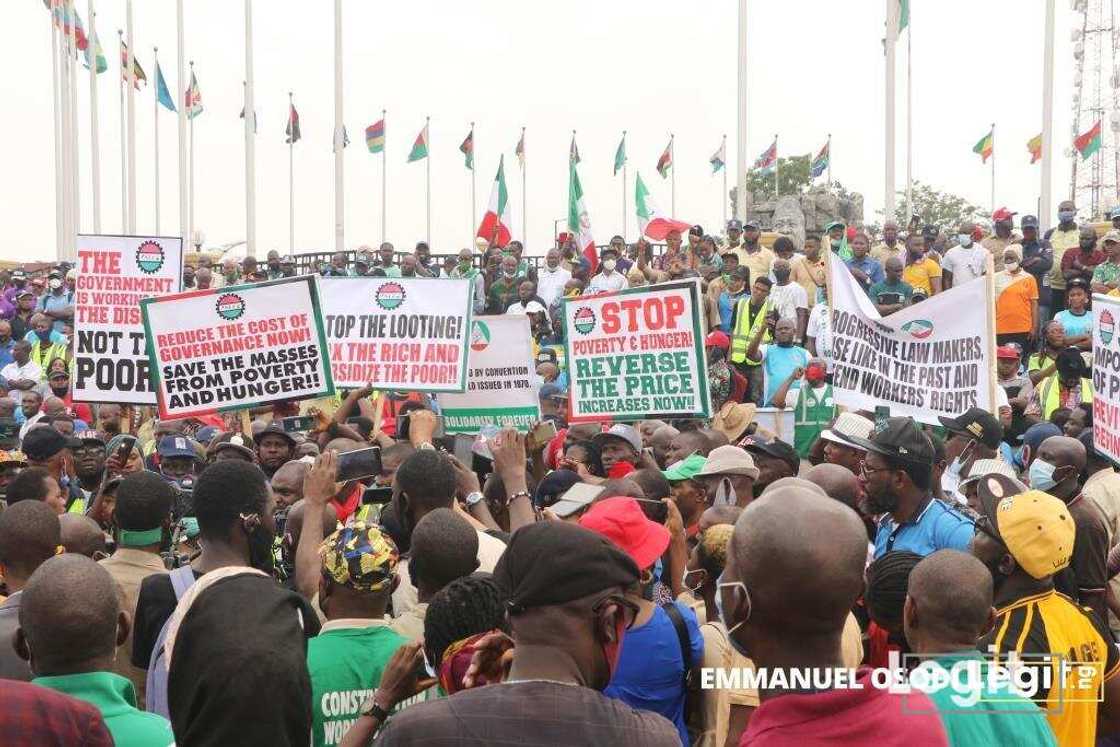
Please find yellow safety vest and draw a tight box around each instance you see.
[729,299,771,365]
[1037,374,1092,420]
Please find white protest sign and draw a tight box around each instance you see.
[319,277,472,392]
[564,280,709,423]
[140,276,334,419]
[1093,293,1120,463]
[829,262,995,425]
[440,316,540,433]
[73,234,183,404]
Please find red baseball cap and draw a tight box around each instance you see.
[992,207,1017,222]
[705,331,731,350]
[996,345,1021,360]
[579,497,670,570]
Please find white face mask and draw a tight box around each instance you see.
[1005,260,1020,273]
[602,259,617,272]
[958,234,972,247]
[49,278,63,290]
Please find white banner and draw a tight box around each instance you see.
[320,277,472,392]
[829,262,995,425]
[440,316,540,433]
[73,234,183,404]
[1093,294,1120,463]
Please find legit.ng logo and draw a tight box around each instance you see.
[470,321,491,352]
[1101,309,1116,346]
[215,293,246,321]
[375,282,407,310]
[572,306,597,335]
[135,240,165,274]
[901,319,934,339]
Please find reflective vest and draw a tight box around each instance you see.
[729,299,771,365]
[1037,374,1092,420]
[794,384,836,458]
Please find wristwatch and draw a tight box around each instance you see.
[359,691,390,722]
[464,491,484,507]
[417,441,436,451]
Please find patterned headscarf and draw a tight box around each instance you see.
[319,521,399,592]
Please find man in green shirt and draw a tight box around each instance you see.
[17,554,175,747]
[902,549,1056,746]
[307,521,412,747]
[1091,229,1120,294]
[487,255,524,314]
[869,256,914,316]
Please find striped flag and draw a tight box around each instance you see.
[119,41,147,88]
[569,135,581,166]
[408,123,429,162]
[972,128,993,163]
[156,62,177,112]
[477,155,513,246]
[656,138,672,179]
[184,71,203,119]
[365,119,385,153]
[459,128,474,170]
[1075,121,1102,160]
[710,140,726,174]
[753,139,777,172]
[47,1,90,52]
[1027,134,1042,164]
[515,131,525,168]
[809,140,830,178]
[285,104,301,144]
[82,30,107,73]
[614,133,627,176]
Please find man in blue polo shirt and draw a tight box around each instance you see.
[840,416,974,559]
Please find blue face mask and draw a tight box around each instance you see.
[1059,210,1077,223]
[1028,458,1059,491]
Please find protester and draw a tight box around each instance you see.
[1054,277,1092,349]
[820,412,875,475]
[1029,347,1093,421]
[903,233,942,296]
[938,406,1002,500]
[767,253,809,338]
[940,222,987,289]
[981,207,1021,272]
[844,231,885,294]
[736,219,775,284]
[1046,201,1081,313]
[740,436,799,497]
[871,220,905,267]
[770,357,836,457]
[1092,229,1120,294]
[254,422,297,479]
[1029,320,1069,384]
[994,245,1039,351]
[0,500,61,681]
[864,550,923,667]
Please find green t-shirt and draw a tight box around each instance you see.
[868,279,914,305]
[918,652,1056,747]
[308,622,409,747]
[34,671,174,747]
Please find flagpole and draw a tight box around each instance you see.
[126,0,136,233]
[333,0,343,253]
[118,29,126,234]
[826,133,832,187]
[244,0,257,258]
[670,134,676,217]
[905,21,913,220]
[884,0,896,223]
[153,47,160,234]
[51,11,63,256]
[621,130,627,239]
[59,4,72,257]
[89,3,102,234]
[289,91,294,256]
[722,134,728,228]
[69,0,80,256]
[188,60,195,253]
[520,125,526,243]
[774,134,779,198]
[736,0,748,222]
[425,115,431,245]
[990,122,996,216]
[176,0,186,243]
[381,109,387,245]
[1041,0,1055,232]
[470,121,476,245]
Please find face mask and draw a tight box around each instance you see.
[35,330,51,343]
[774,270,790,282]
[831,238,841,249]
[682,569,705,595]
[721,274,731,284]
[564,288,580,298]
[715,573,752,656]
[805,366,826,384]
[1005,261,1020,273]
[714,477,736,507]
[1080,240,1096,251]
[48,279,62,291]
[503,270,516,279]
[1059,210,1077,223]
[958,234,972,247]
[602,259,617,272]
[1028,458,1060,491]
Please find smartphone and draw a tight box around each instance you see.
[635,498,668,524]
[361,486,394,504]
[280,415,316,433]
[551,483,606,518]
[527,420,558,451]
[398,413,445,441]
[336,446,383,482]
[874,405,890,430]
[114,435,137,466]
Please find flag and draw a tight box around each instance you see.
[285,104,301,144]
[459,128,474,170]
[710,140,726,174]
[119,41,147,89]
[1075,121,1102,160]
[568,162,597,273]
[515,132,525,168]
[155,62,176,112]
[809,140,830,178]
[972,129,993,163]
[343,127,350,148]
[408,123,429,162]
[239,104,258,134]
[365,119,385,153]
[613,133,627,175]
[477,155,513,247]
[656,139,673,179]
[1027,134,1042,164]
[898,0,909,33]
[82,30,107,74]
[887,0,909,42]
[636,172,691,241]
[48,2,89,52]
[569,135,581,166]
[185,71,203,119]
[753,139,777,172]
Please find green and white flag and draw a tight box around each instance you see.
[613,133,627,175]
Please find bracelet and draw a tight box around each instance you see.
[508,490,531,505]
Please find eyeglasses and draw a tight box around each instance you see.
[592,594,641,630]
[859,460,889,478]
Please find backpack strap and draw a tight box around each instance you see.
[169,564,194,599]
[661,602,693,682]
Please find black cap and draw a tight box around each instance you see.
[689,225,704,236]
[22,427,77,461]
[256,422,297,447]
[938,407,1003,449]
[1067,276,1090,292]
[838,416,934,465]
[740,435,800,475]
[1021,215,1040,229]
[1056,348,1089,379]
[922,224,939,237]
[494,522,639,613]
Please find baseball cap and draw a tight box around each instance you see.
[662,453,709,482]
[938,407,1003,450]
[1103,229,1120,245]
[992,207,1017,222]
[494,521,639,613]
[824,220,844,232]
[819,412,874,448]
[740,435,800,475]
[579,496,671,570]
[22,427,77,461]
[256,422,297,448]
[743,218,761,230]
[75,430,105,447]
[209,432,256,460]
[47,369,69,382]
[538,383,565,402]
[591,424,642,455]
[696,445,760,480]
[1019,421,1061,449]
[959,458,1019,490]
[689,225,704,237]
[194,425,220,445]
[14,289,33,300]
[1020,215,1040,229]
[1067,277,1090,293]
[727,219,743,231]
[319,522,399,592]
[10,270,26,281]
[1056,347,1090,379]
[838,416,934,465]
[158,435,198,460]
[996,345,1021,360]
[976,475,1074,580]
[705,331,731,350]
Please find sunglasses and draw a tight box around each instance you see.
[592,594,641,630]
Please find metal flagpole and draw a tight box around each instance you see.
[774,134,779,197]
[126,0,136,233]
[289,91,294,255]
[722,134,728,227]
[736,0,748,222]
[521,126,526,243]
[884,0,896,222]
[333,0,343,253]
[177,0,186,243]
[153,47,160,234]
[89,3,102,233]
[51,11,63,255]
[381,109,387,245]
[470,121,476,244]
[1041,0,1055,232]
[670,134,676,216]
[69,0,80,257]
[188,60,195,253]
[244,0,257,257]
[990,123,996,216]
[118,30,126,233]
[59,4,72,256]
[827,133,832,186]
[426,115,431,245]
[622,131,628,239]
[906,22,913,220]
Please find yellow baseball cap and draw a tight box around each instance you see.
[979,478,1074,580]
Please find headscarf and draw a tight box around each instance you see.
[824,221,852,261]
[438,630,499,695]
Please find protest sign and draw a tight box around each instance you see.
[828,259,995,425]
[1093,293,1120,463]
[73,234,183,404]
[140,276,334,419]
[320,277,472,392]
[440,316,540,433]
[564,280,709,423]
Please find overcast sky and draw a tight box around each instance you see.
[1,0,1091,261]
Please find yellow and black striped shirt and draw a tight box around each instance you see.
[981,589,1120,747]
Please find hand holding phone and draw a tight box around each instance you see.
[336,447,383,483]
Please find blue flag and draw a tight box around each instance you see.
[156,62,177,113]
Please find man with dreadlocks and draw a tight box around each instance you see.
[423,573,508,695]
[863,551,923,668]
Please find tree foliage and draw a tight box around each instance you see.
[744,154,812,201]
[880,181,988,230]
